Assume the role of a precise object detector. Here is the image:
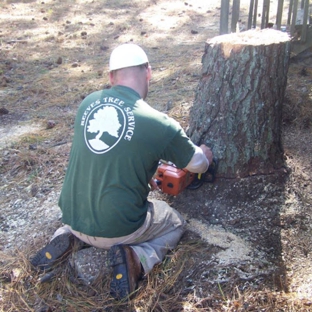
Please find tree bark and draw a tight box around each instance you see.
[187,29,290,178]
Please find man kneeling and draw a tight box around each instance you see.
[31,43,213,300]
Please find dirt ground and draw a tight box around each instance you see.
[1,0,312,311]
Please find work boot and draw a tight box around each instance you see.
[108,245,143,301]
[30,232,75,271]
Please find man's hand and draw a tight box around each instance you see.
[149,178,159,191]
[199,144,213,165]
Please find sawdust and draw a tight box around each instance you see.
[187,218,252,265]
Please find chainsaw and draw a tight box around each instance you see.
[154,158,218,196]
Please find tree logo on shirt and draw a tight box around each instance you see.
[84,104,126,154]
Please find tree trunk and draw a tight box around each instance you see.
[187,29,290,178]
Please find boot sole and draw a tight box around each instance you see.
[30,233,73,271]
[109,245,130,300]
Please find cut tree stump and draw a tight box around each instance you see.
[188,29,290,178]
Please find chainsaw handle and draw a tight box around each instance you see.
[187,158,218,189]
[205,158,218,183]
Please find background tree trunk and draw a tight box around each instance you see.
[188,29,290,178]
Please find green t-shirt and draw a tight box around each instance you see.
[59,85,195,237]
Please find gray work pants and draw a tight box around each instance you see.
[53,199,186,273]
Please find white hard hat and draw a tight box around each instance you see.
[109,43,149,71]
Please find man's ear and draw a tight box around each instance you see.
[147,65,152,81]
[109,71,114,84]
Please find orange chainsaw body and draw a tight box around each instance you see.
[155,163,195,196]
